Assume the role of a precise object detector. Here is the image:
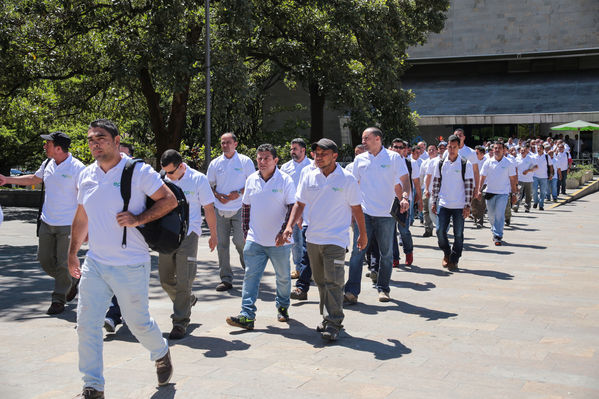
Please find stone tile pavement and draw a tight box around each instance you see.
[1,192,598,399]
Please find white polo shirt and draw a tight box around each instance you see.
[35,154,85,226]
[165,163,215,236]
[409,158,421,182]
[532,153,550,179]
[242,168,296,247]
[298,161,317,226]
[433,157,474,209]
[280,157,311,186]
[556,152,569,171]
[425,156,441,192]
[297,165,361,248]
[207,151,255,211]
[481,156,516,194]
[443,145,478,168]
[352,148,408,217]
[516,154,535,183]
[77,155,163,266]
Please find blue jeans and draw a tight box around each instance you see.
[346,214,395,295]
[78,257,168,391]
[241,241,291,320]
[291,224,303,271]
[436,207,465,263]
[485,194,509,239]
[547,179,558,200]
[532,177,548,208]
[295,225,312,292]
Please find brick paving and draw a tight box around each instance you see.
[1,192,598,398]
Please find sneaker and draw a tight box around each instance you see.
[290,288,307,300]
[495,241,502,246]
[321,325,339,341]
[476,223,483,229]
[392,259,400,268]
[539,206,544,211]
[405,252,413,266]
[442,255,449,268]
[226,315,255,330]
[104,318,116,333]
[155,350,173,386]
[47,302,65,315]
[190,294,198,307]
[168,325,186,340]
[290,270,299,279]
[447,261,458,272]
[66,279,79,302]
[364,271,371,277]
[369,270,378,284]
[216,282,233,292]
[316,321,327,333]
[343,292,357,305]
[512,207,518,213]
[75,387,104,398]
[378,291,390,302]
[277,306,290,322]
[422,229,433,237]
[533,203,538,209]
[525,208,530,213]
[505,219,510,226]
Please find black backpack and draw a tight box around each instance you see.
[120,159,189,254]
[438,156,467,186]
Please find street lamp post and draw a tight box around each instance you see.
[204,0,211,166]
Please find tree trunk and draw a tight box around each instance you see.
[138,66,167,168]
[309,81,325,143]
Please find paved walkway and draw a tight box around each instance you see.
[1,193,598,399]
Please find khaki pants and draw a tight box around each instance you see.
[471,197,485,226]
[37,221,73,304]
[307,243,346,329]
[422,196,434,232]
[215,209,245,284]
[158,232,199,328]
[514,181,532,211]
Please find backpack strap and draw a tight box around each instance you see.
[120,158,143,248]
[405,157,413,191]
[438,158,444,188]
[36,158,52,237]
[438,157,467,190]
[461,157,467,181]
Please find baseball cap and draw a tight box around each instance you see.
[311,138,338,153]
[40,131,71,147]
[437,141,447,147]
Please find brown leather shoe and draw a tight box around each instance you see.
[290,270,300,279]
[47,302,65,315]
[75,387,104,398]
[343,292,357,305]
[290,287,307,300]
[156,350,173,386]
[442,256,449,268]
[215,282,233,291]
[168,325,186,340]
[447,261,458,272]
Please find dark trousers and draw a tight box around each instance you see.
[295,226,312,292]
[436,207,465,264]
[105,296,122,325]
[557,170,568,194]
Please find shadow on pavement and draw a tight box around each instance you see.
[501,241,547,250]
[390,280,436,291]
[346,298,458,321]
[2,207,38,223]
[151,384,176,399]
[231,318,412,361]
[456,268,514,280]
[398,264,452,277]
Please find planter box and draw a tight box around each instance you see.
[583,170,593,182]
[566,177,580,189]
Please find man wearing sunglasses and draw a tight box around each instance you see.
[159,149,218,339]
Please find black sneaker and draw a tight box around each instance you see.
[321,325,339,341]
[290,288,307,300]
[75,387,105,398]
[216,282,233,291]
[316,321,327,332]
[277,306,289,322]
[369,270,378,284]
[47,302,65,315]
[155,350,173,386]
[525,208,530,213]
[104,318,116,333]
[422,229,433,237]
[539,206,544,211]
[226,315,254,330]
[533,203,538,209]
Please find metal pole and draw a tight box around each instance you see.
[204,0,211,166]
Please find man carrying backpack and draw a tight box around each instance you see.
[68,119,177,398]
[159,149,218,340]
[431,135,474,271]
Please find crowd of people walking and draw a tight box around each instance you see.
[0,121,572,399]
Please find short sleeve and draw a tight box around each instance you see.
[137,163,164,197]
[197,174,216,206]
[432,161,441,179]
[241,178,251,205]
[480,161,489,177]
[346,175,362,206]
[508,161,516,177]
[411,161,420,180]
[206,160,217,185]
[395,155,409,179]
[296,173,310,204]
[465,161,474,179]
[284,176,296,205]
[243,157,256,178]
[34,161,46,179]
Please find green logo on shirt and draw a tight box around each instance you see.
[113,182,120,187]
[380,164,390,168]
[61,174,72,178]
[234,167,242,172]
[184,190,194,195]
[332,187,343,192]
[272,188,282,193]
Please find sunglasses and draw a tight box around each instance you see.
[164,164,180,175]
[392,145,405,150]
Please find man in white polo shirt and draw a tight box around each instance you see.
[555,142,570,196]
[159,149,218,340]
[283,139,367,341]
[531,144,551,211]
[345,127,410,304]
[207,132,255,291]
[280,138,311,279]
[0,131,85,315]
[226,144,296,330]
[67,119,177,398]
[420,144,438,236]
[431,135,475,271]
[478,141,518,246]
[513,144,537,213]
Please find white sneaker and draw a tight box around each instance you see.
[104,318,116,333]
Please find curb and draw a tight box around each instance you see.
[549,177,599,208]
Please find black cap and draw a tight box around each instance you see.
[40,131,71,148]
[311,138,338,153]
